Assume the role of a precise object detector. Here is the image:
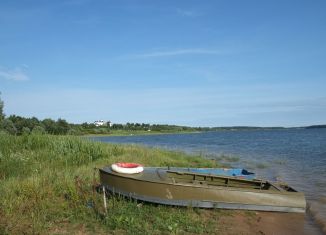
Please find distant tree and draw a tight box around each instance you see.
[112,124,123,129]
[0,93,4,127]
[81,122,89,129]
[31,125,46,135]
[125,122,132,130]
[6,115,45,135]
[56,118,70,135]
[2,119,17,135]
[28,117,41,130]
[141,123,150,130]
[42,118,57,134]
[22,127,31,135]
[135,123,141,130]
[8,115,26,134]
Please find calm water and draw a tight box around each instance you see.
[91,129,326,234]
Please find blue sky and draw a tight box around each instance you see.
[0,0,325,127]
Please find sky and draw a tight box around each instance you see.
[0,0,325,127]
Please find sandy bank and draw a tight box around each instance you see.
[206,210,306,235]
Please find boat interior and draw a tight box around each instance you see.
[166,170,297,192]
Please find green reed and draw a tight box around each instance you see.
[0,133,229,234]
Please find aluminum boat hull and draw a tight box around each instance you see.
[99,167,306,213]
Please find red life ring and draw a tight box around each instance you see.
[111,162,144,174]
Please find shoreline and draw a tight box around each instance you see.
[0,133,317,234]
[82,127,326,138]
[83,130,201,137]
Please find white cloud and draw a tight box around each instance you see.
[176,9,199,17]
[0,67,29,81]
[126,48,223,59]
[63,0,91,6]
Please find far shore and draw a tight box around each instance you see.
[83,130,201,137]
[81,126,324,138]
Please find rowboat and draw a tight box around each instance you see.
[99,166,306,213]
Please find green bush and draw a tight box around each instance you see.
[32,125,46,135]
[2,119,17,135]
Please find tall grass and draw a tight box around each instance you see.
[0,133,228,234]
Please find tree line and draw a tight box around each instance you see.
[1,94,292,135]
[0,95,203,135]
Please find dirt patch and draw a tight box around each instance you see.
[255,212,305,235]
[215,210,305,235]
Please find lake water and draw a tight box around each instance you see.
[91,129,326,234]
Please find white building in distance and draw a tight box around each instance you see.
[94,120,106,127]
[94,120,113,127]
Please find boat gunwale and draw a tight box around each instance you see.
[99,168,305,196]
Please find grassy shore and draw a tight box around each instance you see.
[0,133,306,235]
[0,133,229,234]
